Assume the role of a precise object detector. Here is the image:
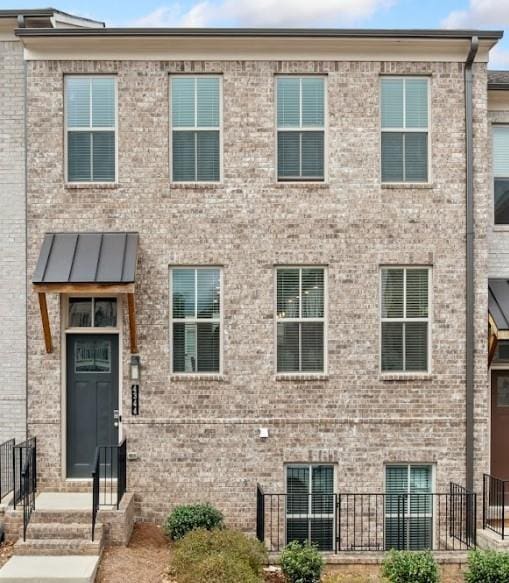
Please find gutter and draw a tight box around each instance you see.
[465,35,479,493]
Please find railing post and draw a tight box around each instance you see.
[256,484,265,543]
[12,443,16,510]
[503,482,507,541]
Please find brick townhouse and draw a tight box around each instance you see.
[1,6,509,564]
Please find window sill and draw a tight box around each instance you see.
[275,374,328,381]
[170,374,224,381]
[380,373,434,381]
[381,183,434,190]
[492,225,509,232]
[273,182,329,189]
[170,183,222,190]
[65,182,118,190]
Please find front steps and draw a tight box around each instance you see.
[0,556,99,583]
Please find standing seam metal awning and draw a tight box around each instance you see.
[32,232,139,354]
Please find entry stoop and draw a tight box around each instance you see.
[0,556,99,583]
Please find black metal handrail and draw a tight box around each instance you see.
[483,473,509,540]
[12,438,36,541]
[257,485,477,553]
[92,439,127,541]
[0,438,15,502]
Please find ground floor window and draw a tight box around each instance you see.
[286,464,334,551]
[385,464,433,550]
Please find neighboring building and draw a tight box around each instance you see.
[2,17,509,558]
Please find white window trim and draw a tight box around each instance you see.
[169,74,223,185]
[285,463,336,549]
[492,124,509,226]
[275,266,328,376]
[379,266,432,375]
[275,75,328,183]
[380,76,431,185]
[169,266,223,375]
[64,75,118,185]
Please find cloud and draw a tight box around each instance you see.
[442,0,509,28]
[132,0,395,28]
[490,46,509,69]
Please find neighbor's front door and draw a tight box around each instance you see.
[67,334,119,478]
[491,371,509,480]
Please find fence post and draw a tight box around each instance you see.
[256,484,265,543]
[503,482,506,541]
[12,444,16,510]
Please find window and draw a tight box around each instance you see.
[385,465,433,550]
[170,76,221,182]
[286,465,334,551]
[65,76,116,182]
[171,268,221,373]
[381,267,430,372]
[276,76,325,181]
[276,268,325,373]
[381,77,429,183]
[68,297,117,328]
[493,126,509,224]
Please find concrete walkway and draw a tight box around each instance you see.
[0,556,99,582]
[34,493,113,511]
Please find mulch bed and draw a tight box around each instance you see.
[0,540,14,569]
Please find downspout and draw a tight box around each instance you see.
[465,35,479,493]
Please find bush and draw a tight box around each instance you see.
[163,503,224,540]
[381,550,439,583]
[464,549,509,582]
[280,541,324,583]
[171,527,267,583]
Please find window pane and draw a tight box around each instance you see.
[302,269,324,318]
[75,339,111,373]
[382,269,404,318]
[405,79,428,129]
[382,322,403,371]
[493,126,509,176]
[69,298,92,327]
[277,269,300,318]
[196,77,219,127]
[386,466,408,514]
[172,131,196,181]
[408,517,432,550]
[196,322,220,372]
[381,78,403,128]
[410,466,432,495]
[405,133,428,182]
[277,77,300,127]
[91,78,115,128]
[406,269,428,318]
[495,179,509,224]
[287,519,309,545]
[381,132,404,182]
[197,269,220,319]
[172,269,196,318]
[385,517,406,550]
[278,132,300,179]
[311,519,334,551]
[172,322,220,372]
[92,131,115,182]
[196,131,220,181]
[302,78,324,127]
[301,132,324,179]
[94,298,117,327]
[301,322,324,372]
[287,466,309,514]
[277,322,299,372]
[405,322,428,371]
[67,77,90,127]
[68,132,91,182]
[312,465,333,514]
[172,77,195,127]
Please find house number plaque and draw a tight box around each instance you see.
[131,384,140,416]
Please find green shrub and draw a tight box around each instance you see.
[171,527,267,583]
[381,549,439,583]
[163,503,223,540]
[464,549,509,582]
[280,541,324,583]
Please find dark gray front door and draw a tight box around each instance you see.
[67,334,119,478]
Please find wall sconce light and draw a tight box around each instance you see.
[130,354,141,382]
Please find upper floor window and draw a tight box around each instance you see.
[65,76,116,183]
[381,267,430,372]
[493,126,509,224]
[276,76,325,182]
[381,77,429,183]
[276,267,325,373]
[170,76,221,182]
[171,268,221,373]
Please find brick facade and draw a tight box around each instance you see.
[25,57,490,529]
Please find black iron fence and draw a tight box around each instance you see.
[256,483,476,553]
[13,438,37,541]
[483,473,509,540]
[92,439,127,541]
[0,438,15,502]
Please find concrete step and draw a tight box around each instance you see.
[26,522,100,541]
[0,555,99,582]
[13,537,102,556]
[30,510,91,525]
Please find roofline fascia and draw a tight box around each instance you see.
[0,8,104,27]
[488,83,509,91]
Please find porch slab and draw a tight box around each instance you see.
[35,493,112,511]
[0,555,99,582]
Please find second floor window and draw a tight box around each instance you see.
[276,267,325,373]
[493,126,509,224]
[65,76,116,182]
[171,76,221,182]
[381,77,429,183]
[381,267,430,372]
[171,268,221,373]
[277,76,325,181]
